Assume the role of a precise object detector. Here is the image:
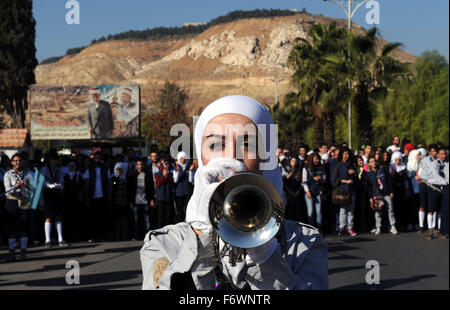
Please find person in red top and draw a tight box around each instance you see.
[154,158,174,229]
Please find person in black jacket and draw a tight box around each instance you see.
[332,148,358,236]
[127,158,155,240]
[63,161,82,242]
[302,153,326,230]
[366,157,398,235]
[283,157,305,222]
[88,152,109,242]
[154,158,174,229]
[111,162,131,241]
[354,155,372,233]
[173,152,193,223]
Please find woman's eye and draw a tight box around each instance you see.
[209,143,225,151]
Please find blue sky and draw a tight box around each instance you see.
[33,0,449,63]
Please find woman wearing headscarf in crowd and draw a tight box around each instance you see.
[403,143,415,167]
[406,149,424,232]
[366,156,398,235]
[140,95,328,290]
[333,148,358,237]
[354,155,372,232]
[283,156,304,223]
[302,153,326,231]
[390,151,411,231]
[173,151,194,223]
[63,161,82,242]
[111,162,130,241]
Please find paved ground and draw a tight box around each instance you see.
[0,232,448,290]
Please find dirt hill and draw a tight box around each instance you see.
[35,13,417,117]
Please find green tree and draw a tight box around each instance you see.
[323,27,409,146]
[372,51,449,146]
[141,82,190,151]
[268,92,313,151]
[287,22,348,146]
[0,0,37,128]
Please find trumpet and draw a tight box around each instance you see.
[208,172,284,266]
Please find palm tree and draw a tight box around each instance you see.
[324,27,410,145]
[288,22,347,145]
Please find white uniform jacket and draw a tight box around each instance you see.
[140,220,328,290]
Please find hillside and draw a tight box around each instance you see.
[34,13,417,117]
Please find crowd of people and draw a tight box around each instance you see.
[279,137,449,241]
[0,148,198,262]
[0,135,448,263]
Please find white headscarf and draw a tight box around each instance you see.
[418,148,427,159]
[407,149,421,174]
[192,95,283,195]
[390,151,406,173]
[114,162,126,179]
[177,151,188,170]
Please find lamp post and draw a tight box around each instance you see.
[269,77,285,105]
[270,62,286,105]
[323,0,370,150]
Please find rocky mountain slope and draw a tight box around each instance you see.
[35,13,417,116]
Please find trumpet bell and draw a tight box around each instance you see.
[209,172,284,249]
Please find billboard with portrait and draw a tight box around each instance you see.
[30,84,140,140]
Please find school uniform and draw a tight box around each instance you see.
[283,167,304,223]
[440,162,449,235]
[154,170,174,229]
[426,159,446,214]
[173,162,194,223]
[420,156,436,212]
[127,169,155,239]
[40,165,65,220]
[367,168,396,228]
[332,161,357,230]
[88,164,109,240]
[302,166,326,227]
[390,165,410,229]
[140,220,328,290]
[63,172,82,242]
[3,169,33,237]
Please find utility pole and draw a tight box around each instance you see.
[270,62,286,105]
[269,77,285,105]
[324,0,370,150]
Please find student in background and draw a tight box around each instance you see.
[154,158,174,229]
[366,157,398,235]
[390,152,410,231]
[333,148,358,237]
[302,153,326,230]
[88,152,109,242]
[63,161,82,242]
[111,162,130,241]
[173,152,193,223]
[283,157,304,222]
[3,154,33,261]
[41,153,68,247]
[128,159,155,240]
